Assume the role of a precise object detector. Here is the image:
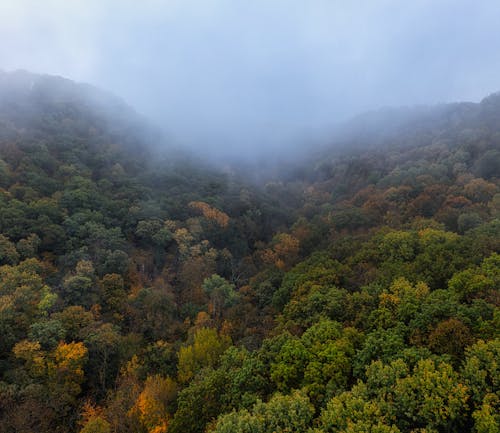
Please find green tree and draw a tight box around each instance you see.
[270,320,361,404]
[16,233,41,259]
[462,339,500,407]
[202,274,239,323]
[0,234,19,265]
[177,327,231,383]
[62,260,96,307]
[211,390,314,433]
[393,359,469,431]
[472,393,500,433]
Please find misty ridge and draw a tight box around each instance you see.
[2,68,500,180]
[2,1,500,161]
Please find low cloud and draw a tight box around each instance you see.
[1,0,500,158]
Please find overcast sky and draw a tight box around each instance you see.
[1,0,500,156]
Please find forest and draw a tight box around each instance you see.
[0,71,498,433]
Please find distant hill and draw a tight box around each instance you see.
[330,91,500,150]
[0,69,164,157]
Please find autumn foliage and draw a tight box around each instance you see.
[0,71,498,433]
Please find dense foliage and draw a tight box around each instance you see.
[0,71,498,433]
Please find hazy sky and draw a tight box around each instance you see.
[1,0,500,156]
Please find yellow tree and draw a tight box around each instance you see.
[188,201,230,228]
[129,375,178,433]
[48,341,89,407]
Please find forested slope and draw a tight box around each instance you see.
[0,71,498,433]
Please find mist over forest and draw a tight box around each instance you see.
[3,0,500,158]
[0,2,499,433]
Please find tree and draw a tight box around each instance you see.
[189,201,230,228]
[211,390,314,433]
[202,274,239,323]
[464,178,497,203]
[318,358,469,433]
[0,234,19,265]
[393,359,469,431]
[319,388,402,433]
[62,260,97,307]
[271,252,344,311]
[270,336,308,392]
[413,228,463,289]
[0,259,51,352]
[353,326,407,378]
[130,287,175,341]
[169,366,229,433]
[135,219,173,247]
[80,417,111,433]
[98,273,126,319]
[472,393,500,433]
[16,233,41,259]
[270,320,361,405]
[428,318,472,360]
[462,339,500,408]
[448,254,499,303]
[12,340,89,431]
[129,375,177,433]
[177,327,231,383]
[457,212,483,233]
[28,318,66,350]
[84,323,122,395]
[169,346,270,433]
[261,233,300,270]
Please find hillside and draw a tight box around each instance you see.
[0,72,498,433]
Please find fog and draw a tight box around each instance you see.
[2,0,500,159]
